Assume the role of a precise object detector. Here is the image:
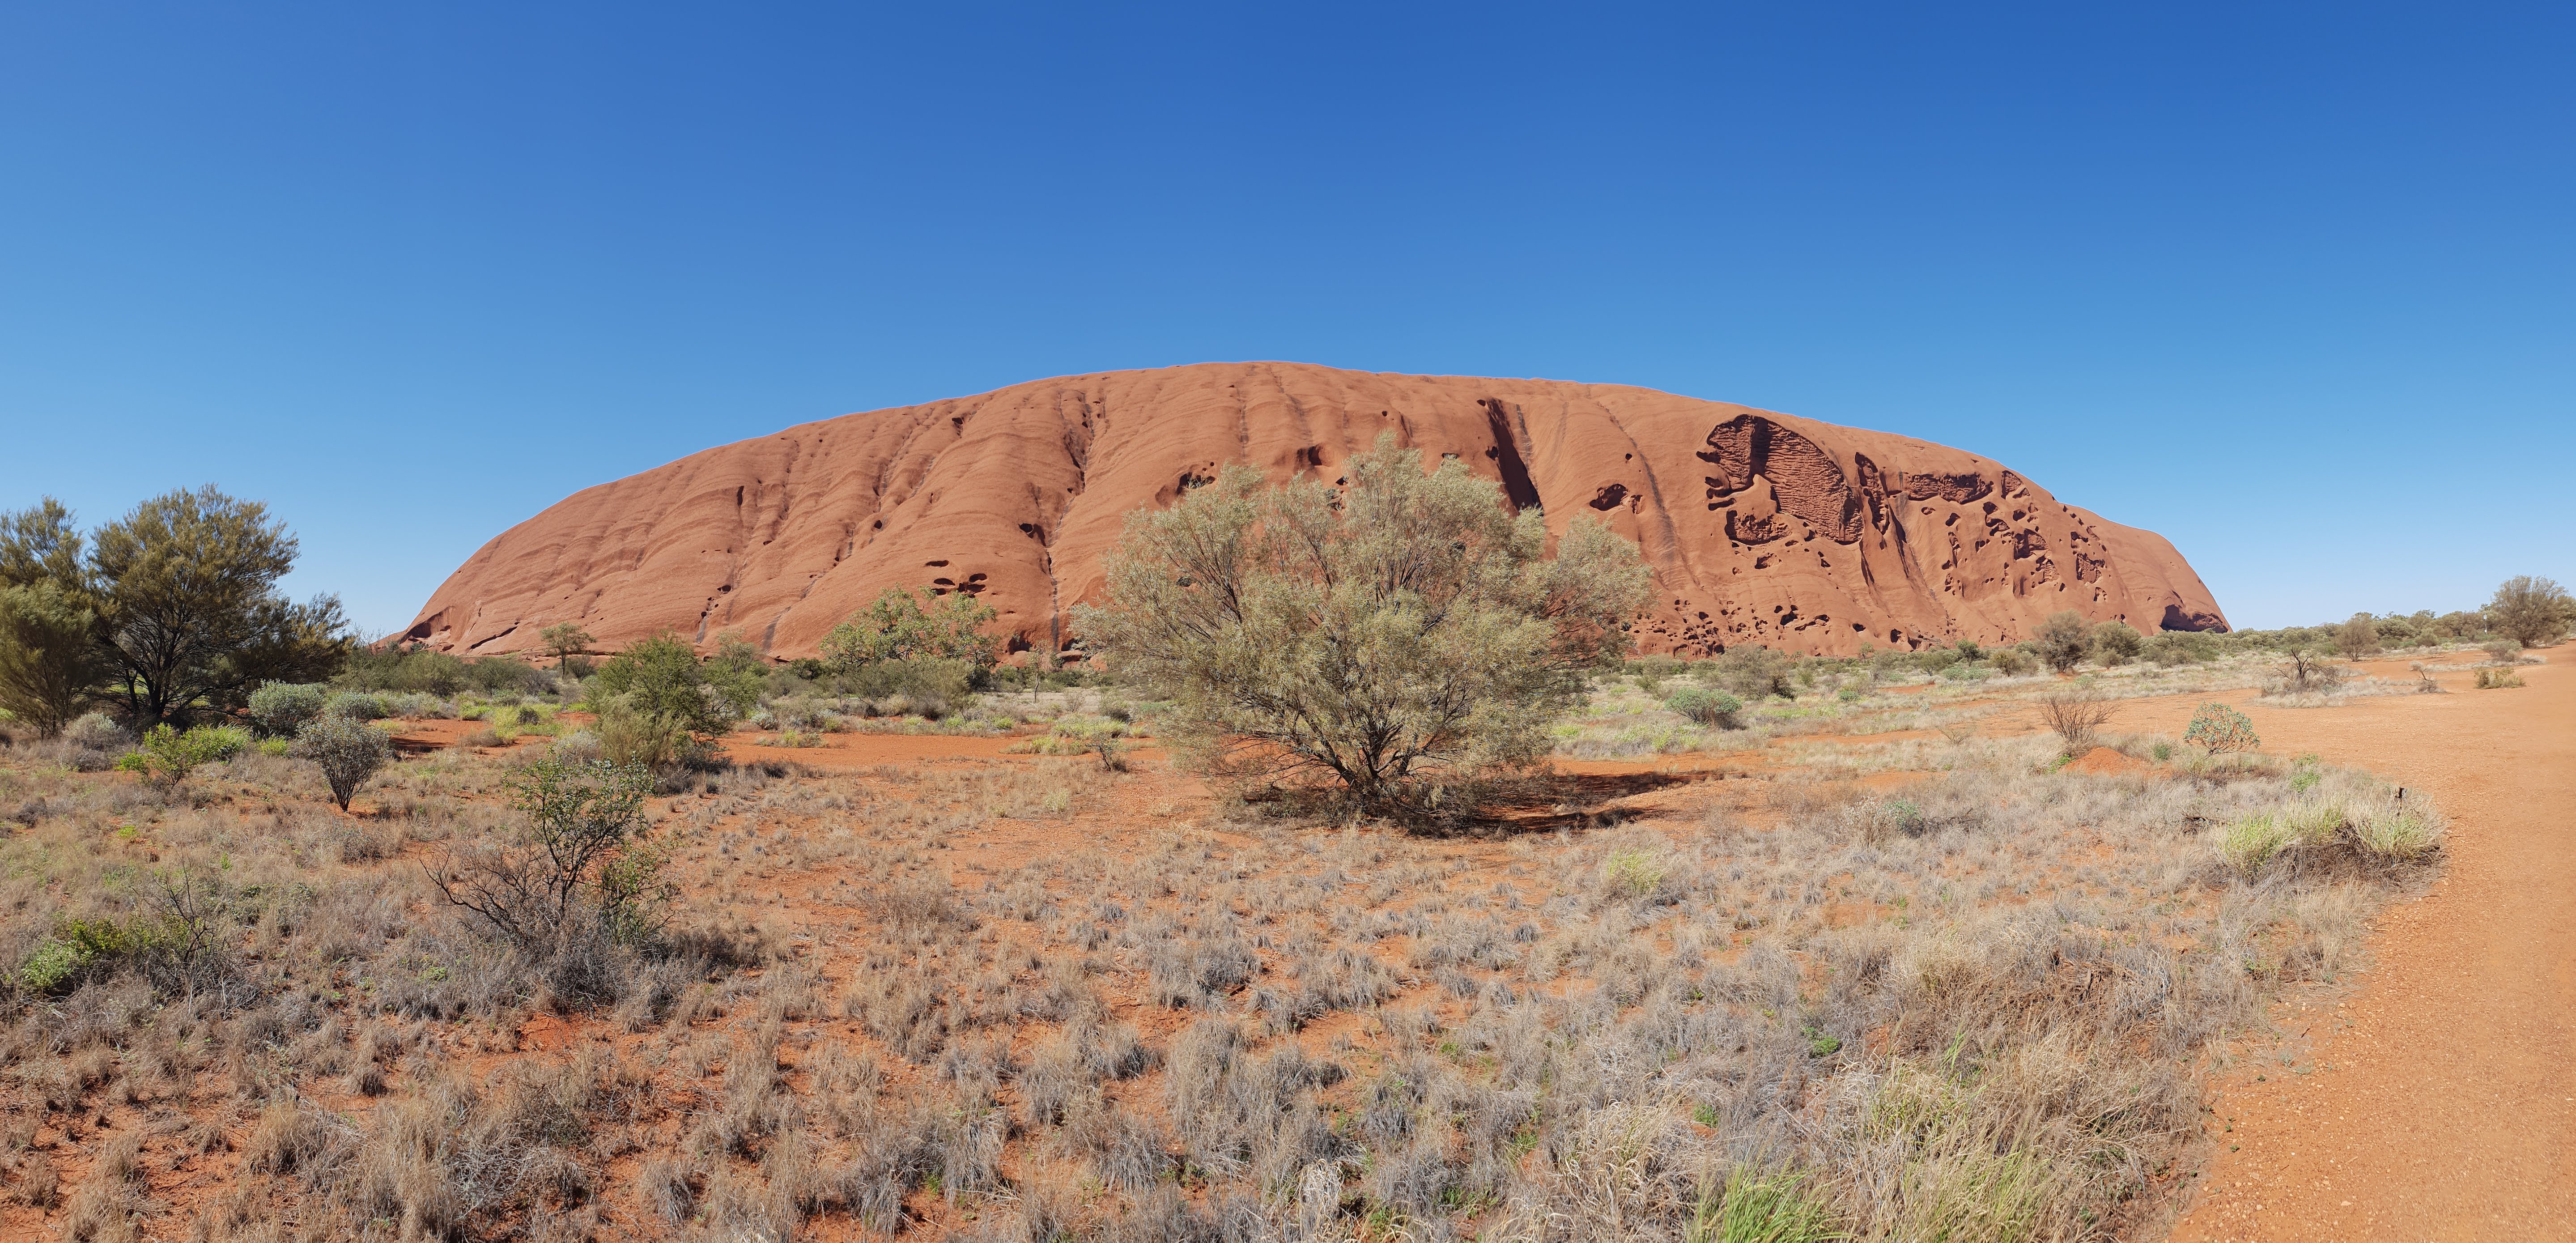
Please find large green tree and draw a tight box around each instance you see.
[0,582,108,736]
[0,489,349,729]
[2487,575,2575,647]
[1075,435,1650,817]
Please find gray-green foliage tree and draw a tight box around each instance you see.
[2032,611,2093,673]
[2487,576,2575,647]
[2335,613,2380,661]
[1075,435,1652,818]
[819,587,1001,674]
[0,581,108,737]
[0,490,349,729]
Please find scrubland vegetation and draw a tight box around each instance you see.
[0,485,2550,1240]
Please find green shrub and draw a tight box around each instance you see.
[119,723,249,786]
[1664,686,1744,728]
[2032,612,2092,673]
[1705,645,1795,699]
[2182,703,2259,753]
[2350,806,2442,861]
[2091,621,2143,666]
[292,714,394,810]
[848,657,974,718]
[246,681,327,737]
[325,691,387,721]
[1598,847,1669,899]
[2140,632,2216,666]
[2481,639,2523,665]
[1989,648,2038,676]
[591,633,734,736]
[594,695,698,770]
[820,587,1002,678]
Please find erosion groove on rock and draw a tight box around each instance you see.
[403,362,2227,658]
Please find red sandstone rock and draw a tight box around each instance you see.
[401,363,2227,660]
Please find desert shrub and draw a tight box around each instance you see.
[846,657,974,718]
[2334,613,2380,661]
[2183,703,2259,753]
[2481,639,2523,666]
[591,633,735,736]
[1075,434,1649,818]
[326,690,388,721]
[383,690,442,719]
[1597,846,1670,900]
[0,580,106,737]
[2091,621,2143,666]
[820,587,1001,679]
[1705,645,1795,699]
[431,758,673,991]
[293,714,395,810]
[2475,668,2525,690]
[247,680,328,737]
[2031,612,2092,673]
[465,656,540,694]
[701,630,770,720]
[116,723,249,787]
[2140,631,2217,666]
[1664,686,1743,728]
[1988,648,2038,676]
[2034,690,2116,755]
[594,695,699,770]
[2487,575,2574,647]
[2266,648,2346,696]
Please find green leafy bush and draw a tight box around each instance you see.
[2182,703,2259,753]
[292,714,394,810]
[246,681,327,737]
[2091,621,2143,666]
[2032,612,2092,673]
[325,691,388,721]
[590,633,733,736]
[1664,686,1744,728]
[118,723,250,786]
[820,587,1001,677]
[847,657,975,719]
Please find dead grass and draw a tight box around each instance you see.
[0,685,2446,1242]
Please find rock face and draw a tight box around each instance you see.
[402,362,2226,660]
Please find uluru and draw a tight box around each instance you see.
[399,362,2227,660]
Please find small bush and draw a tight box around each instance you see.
[846,658,974,718]
[247,681,328,737]
[2351,805,2443,861]
[1664,687,1744,729]
[1598,847,1669,899]
[595,695,698,770]
[2091,621,2143,666]
[1989,648,2038,676]
[326,691,389,721]
[2474,668,2525,690]
[2182,703,2259,753]
[2032,612,2092,673]
[118,723,250,787]
[2035,690,2116,755]
[2481,639,2524,666]
[293,715,395,810]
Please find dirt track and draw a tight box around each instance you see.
[2147,655,2576,1240]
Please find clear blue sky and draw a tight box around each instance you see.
[5,3,2569,634]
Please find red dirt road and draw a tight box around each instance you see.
[2154,656,2576,1240]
